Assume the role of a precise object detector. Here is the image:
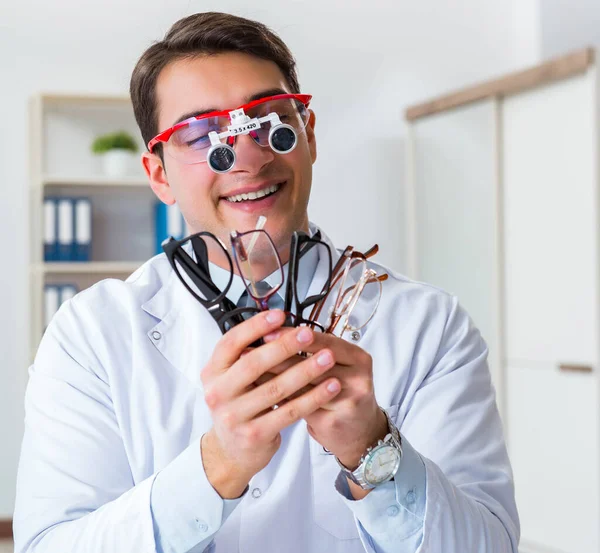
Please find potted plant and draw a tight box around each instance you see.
[91,130,139,177]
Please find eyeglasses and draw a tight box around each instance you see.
[162,227,327,334]
[324,260,385,337]
[230,228,285,312]
[148,94,312,171]
[283,231,332,332]
[309,244,387,337]
[162,231,262,334]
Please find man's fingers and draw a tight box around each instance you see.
[258,378,342,437]
[207,310,286,374]
[263,326,295,343]
[253,357,304,386]
[290,329,363,366]
[231,348,336,421]
[213,325,317,400]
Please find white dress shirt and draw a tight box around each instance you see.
[14,224,519,553]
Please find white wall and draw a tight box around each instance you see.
[540,0,600,58]
[0,0,536,517]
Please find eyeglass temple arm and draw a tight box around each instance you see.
[307,245,354,322]
[186,237,225,297]
[309,246,385,324]
[363,244,379,258]
[283,231,322,315]
[174,248,226,301]
[171,240,237,315]
[216,306,261,334]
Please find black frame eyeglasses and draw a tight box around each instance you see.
[162,228,332,335]
[283,230,332,332]
[162,231,262,334]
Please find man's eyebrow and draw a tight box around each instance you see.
[245,87,288,103]
[170,88,289,127]
[172,108,218,127]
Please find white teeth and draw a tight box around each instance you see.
[226,183,281,202]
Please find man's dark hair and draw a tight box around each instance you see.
[129,12,300,157]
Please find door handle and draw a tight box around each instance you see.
[558,363,593,373]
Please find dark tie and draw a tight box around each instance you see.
[237,281,285,311]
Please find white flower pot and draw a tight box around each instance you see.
[101,150,136,178]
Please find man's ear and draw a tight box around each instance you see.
[306,109,317,164]
[142,151,176,205]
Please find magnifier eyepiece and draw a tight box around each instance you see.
[208,144,236,173]
[269,124,297,153]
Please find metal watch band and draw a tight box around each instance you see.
[336,407,403,490]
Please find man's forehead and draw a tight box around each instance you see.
[155,54,290,129]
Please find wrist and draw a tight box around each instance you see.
[201,430,250,499]
[337,407,388,469]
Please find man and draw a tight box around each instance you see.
[14,12,519,553]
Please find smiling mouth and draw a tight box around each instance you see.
[224,182,283,203]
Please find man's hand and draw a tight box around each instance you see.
[263,329,389,474]
[200,310,342,499]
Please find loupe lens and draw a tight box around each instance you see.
[269,125,297,153]
[208,145,235,172]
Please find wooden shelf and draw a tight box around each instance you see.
[38,262,143,275]
[39,93,132,105]
[42,175,148,188]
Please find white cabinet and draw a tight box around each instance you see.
[503,75,599,366]
[406,48,600,552]
[408,98,502,397]
[507,364,599,553]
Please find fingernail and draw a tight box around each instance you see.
[297,328,312,343]
[317,351,333,366]
[266,310,283,324]
[327,380,340,393]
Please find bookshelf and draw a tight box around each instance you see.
[36,262,143,275]
[42,175,149,188]
[29,93,155,357]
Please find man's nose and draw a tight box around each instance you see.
[231,133,276,173]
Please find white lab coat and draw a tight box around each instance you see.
[14,228,519,553]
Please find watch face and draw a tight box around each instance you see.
[364,445,401,485]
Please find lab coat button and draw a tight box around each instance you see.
[251,487,262,499]
[195,518,209,532]
[151,331,162,340]
[386,505,400,517]
[351,331,361,341]
[406,489,416,504]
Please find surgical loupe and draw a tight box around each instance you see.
[206,108,298,173]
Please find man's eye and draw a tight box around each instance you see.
[186,135,210,147]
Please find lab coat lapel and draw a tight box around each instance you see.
[141,269,223,389]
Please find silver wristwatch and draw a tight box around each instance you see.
[336,408,402,490]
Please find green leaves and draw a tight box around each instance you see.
[91,131,138,154]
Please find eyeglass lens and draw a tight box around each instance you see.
[232,230,284,304]
[318,258,382,336]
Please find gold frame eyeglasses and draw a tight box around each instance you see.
[309,244,388,337]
